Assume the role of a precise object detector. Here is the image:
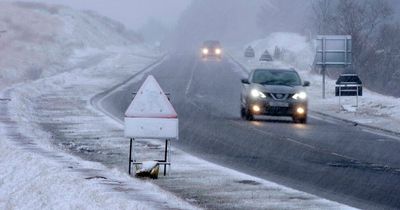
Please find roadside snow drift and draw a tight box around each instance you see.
[0,2,141,89]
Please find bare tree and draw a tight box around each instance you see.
[311,0,399,96]
[311,0,335,35]
[363,23,400,96]
[333,0,392,69]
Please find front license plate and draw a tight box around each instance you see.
[269,102,289,107]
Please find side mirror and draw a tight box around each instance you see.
[303,81,310,87]
[241,79,250,84]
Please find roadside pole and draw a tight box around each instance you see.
[322,64,326,99]
[322,37,326,99]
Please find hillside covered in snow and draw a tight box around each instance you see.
[0,2,142,89]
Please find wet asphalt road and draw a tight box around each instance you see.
[101,53,400,209]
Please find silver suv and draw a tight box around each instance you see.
[240,68,310,123]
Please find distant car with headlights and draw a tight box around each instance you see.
[201,40,222,59]
[240,68,310,123]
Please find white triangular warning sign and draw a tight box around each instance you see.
[124,75,179,140]
[125,75,177,118]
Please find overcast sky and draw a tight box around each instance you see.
[3,0,192,29]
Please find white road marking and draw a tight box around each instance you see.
[92,57,167,125]
[360,128,400,142]
[185,58,198,96]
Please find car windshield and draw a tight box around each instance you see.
[252,69,302,86]
[204,41,220,48]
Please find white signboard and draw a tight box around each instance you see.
[124,75,178,140]
[316,35,352,66]
[315,35,352,99]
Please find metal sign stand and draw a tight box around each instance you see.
[338,85,359,111]
[336,74,363,111]
[321,37,326,99]
[124,75,178,178]
[157,139,171,176]
[128,138,133,174]
[128,138,171,176]
[322,64,326,99]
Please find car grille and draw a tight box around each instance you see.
[263,93,295,101]
[266,106,290,114]
[270,93,288,100]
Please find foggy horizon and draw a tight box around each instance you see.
[0,0,192,30]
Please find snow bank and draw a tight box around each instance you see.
[0,3,194,209]
[0,2,141,90]
[0,133,148,210]
[247,32,314,70]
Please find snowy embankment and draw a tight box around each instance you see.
[231,32,400,134]
[0,2,144,90]
[0,49,197,210]
[0,2,196,210]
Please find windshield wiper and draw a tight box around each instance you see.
[260,80,276,85]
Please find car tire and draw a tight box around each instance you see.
[245,108,254,121]
[240,107,246,119]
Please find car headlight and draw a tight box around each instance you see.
[202,48,209,54]
[251,89,266,98]
[292,92,307,100]
[296,107,305,114]
[215,48,221,55]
